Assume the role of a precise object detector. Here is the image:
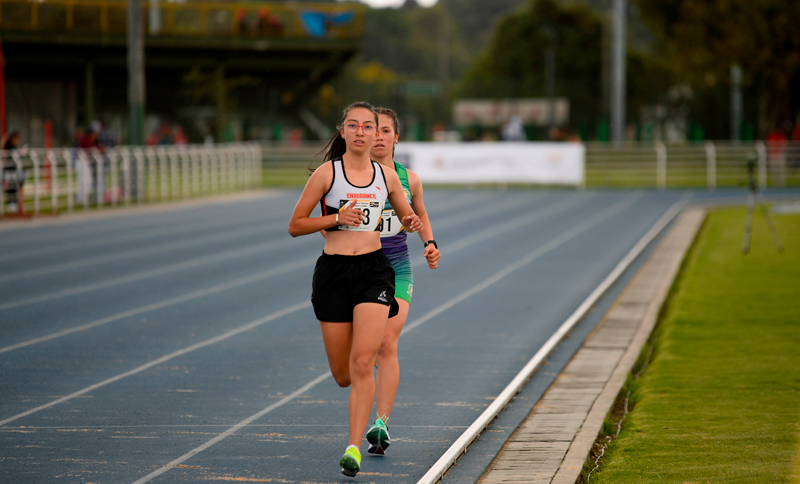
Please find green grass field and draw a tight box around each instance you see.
[589,208,800,484]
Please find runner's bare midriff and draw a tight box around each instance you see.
[324,230,382,255]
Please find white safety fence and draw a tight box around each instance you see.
[585,141,800,189]
[1,143,262,217]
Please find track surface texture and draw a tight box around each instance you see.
[1,188,795,483]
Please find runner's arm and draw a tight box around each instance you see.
[409,170,439,269]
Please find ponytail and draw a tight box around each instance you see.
[321,131,347,162]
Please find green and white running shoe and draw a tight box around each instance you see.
[366,416,391,455]
[340,445,361,477]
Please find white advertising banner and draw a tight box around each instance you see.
[393,142,585,186]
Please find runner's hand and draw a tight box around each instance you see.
[423,244,440,269]
[338,200,364,227]
[402,214,423,233]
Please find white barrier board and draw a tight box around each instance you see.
[393,142,585,186]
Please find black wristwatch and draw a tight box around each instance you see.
[424,239,438,249]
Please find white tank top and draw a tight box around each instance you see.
[320,158,389,232]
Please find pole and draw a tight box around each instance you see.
[215,65,226,142]
[546,42,556,131]
[0,37,7,138]
[730,64,742,142]
[149,0,160,35]
[128,0,145,145]
[438,10,449,124]
[85,62,95,125]
[611,0,626,144]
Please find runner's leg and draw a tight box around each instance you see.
[320,322,353,387]
[349,302,389,447]
[375,299,410,419]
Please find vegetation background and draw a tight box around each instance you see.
[311,0,800,142]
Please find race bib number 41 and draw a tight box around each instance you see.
[338,199,385,231]
[378,209,404,237]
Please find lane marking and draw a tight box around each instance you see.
[0,192,596,436]
[0,258,315,354]
[0,192,556,349]
[0,224,281,283]
[126,193,641,484]
[0,301,313,427]
[0,236,308,311]
[0,190,476,264]
[0,210,281,264]
[416,192,693,484]
[129,372,332,484]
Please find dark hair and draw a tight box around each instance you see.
[318,101,379,163]
[375,107,400,156]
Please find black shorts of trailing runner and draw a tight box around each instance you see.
[312,249,399,322]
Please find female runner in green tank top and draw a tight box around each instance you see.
[364,107,441,455]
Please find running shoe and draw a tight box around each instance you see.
[340,445,361,477]
[366,416,391,455]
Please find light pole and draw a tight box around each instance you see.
[540,26,557,133]
[730,64,742,142]
[611,0,626,144]
[128,0,145,145]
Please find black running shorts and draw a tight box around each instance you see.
[312,249,399,323]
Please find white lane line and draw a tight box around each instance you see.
[0,224,280,283]
[0,190,473,264]
[437,191,592,255]
[416,193,692,484]
[0,211,281,264]
[0,191,560,342]
[0,236,304,311]
[126,193,637,484]
[0,191,282,239]
[0,300,313,427]
[130,372,332,484]
[403,192,641,336]
[0,191,541,350]
[0,257,315,354]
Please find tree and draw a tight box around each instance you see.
[636,0,800,134]
[457,0,606,136]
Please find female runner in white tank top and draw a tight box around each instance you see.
[288,102,422,478]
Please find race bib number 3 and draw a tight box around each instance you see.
[338,199,385,231]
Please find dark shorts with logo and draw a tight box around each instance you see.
[312,249,399,323]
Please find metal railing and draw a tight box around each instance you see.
[0,0,364,40]
[257,140,800,189]
[585,141,800,189]
[1,143,262,217]
[4,140,799,217]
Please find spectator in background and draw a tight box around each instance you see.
[501,115,526,141]
[791,119,800,172]
[766,123,788,186]
[173,126,188,145]
[75,124,98,205]
[96,120,117,151]
[2,131,26,213]
[257,7,284,36]
[158,122,173,145]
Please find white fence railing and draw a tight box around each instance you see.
[1,143,262,217]
[585,141,800,189]
[3,141,799,217]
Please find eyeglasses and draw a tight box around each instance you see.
[344,122,376,135]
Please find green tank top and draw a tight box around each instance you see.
[384,161,412,211]
[380,161,413,245]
